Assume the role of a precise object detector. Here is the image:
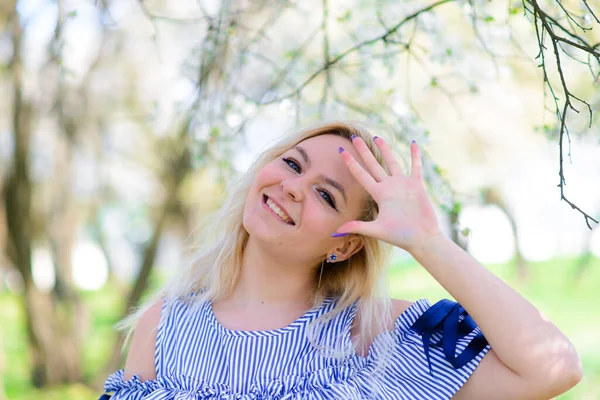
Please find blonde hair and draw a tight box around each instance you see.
[120,120,396,364]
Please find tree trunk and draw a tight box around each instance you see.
[3,7,81,387]
[46,79,88,384]
[22,282,81,385]
[447,199,468,251]
[0,204,5,400]
[450,210,468,251]
[100,0,230,379]
[100,156,189,378]
[0,332,5,400]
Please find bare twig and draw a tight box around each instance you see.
[319,0,331,118]
[526,0,599,228]
[260,0,453,105]
[138,0,213,25]
[467,0,500,74]
[582,0,600,24]
[554,0,590,32]
[257,26,321,100]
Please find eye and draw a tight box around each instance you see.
[318,190,337,209]
[283,157,301,173]
[282,157,337,210]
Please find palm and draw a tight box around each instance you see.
[335,137,441,253]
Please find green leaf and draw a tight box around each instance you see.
[284,50,298,60]
[484,16,494,23]
[452,202,462,214]
[67,10,78,18]
[337,10,352,23]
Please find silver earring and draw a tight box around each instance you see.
[318,259,324,288]
[319,254,337,288]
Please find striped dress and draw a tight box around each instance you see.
[102,296,490,399]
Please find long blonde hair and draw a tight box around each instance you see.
[120,120,396,361]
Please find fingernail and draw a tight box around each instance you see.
[351,135,357,140]
[412,139,416,144]
[331,232,349,237]
[338,147,344,153]
[373,136,378,140]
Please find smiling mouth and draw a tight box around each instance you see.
[263,195,295,225]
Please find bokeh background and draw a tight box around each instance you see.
[1,0,599,398]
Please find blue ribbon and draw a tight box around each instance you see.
[410,299,488,375]
[98,394,111,400]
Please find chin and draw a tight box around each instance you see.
[243,214,277,239]
[242,204,271,238]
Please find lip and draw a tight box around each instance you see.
[263,195,295,225]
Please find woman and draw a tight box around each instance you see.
[101,121,582,399]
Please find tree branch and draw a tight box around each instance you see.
[582,0,600,24]
[526,0,599,229]
[260,0,453,105]
[319,0,331,118]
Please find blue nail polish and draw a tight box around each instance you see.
[351,135,357,140]
[338,147,344,153]
[373,136,378,140]
[332,232,349,237]
[412,139,416,144]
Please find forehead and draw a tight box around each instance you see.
[296,133,351,152]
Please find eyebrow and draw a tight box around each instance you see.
[294,145,348,205]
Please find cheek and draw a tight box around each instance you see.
[253,162,341,229]
[254,163,284,186]
[301,202,340,232]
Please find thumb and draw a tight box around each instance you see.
[331,220,376,238]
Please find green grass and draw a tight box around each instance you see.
[1,256,599,399]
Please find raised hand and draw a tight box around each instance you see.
[333,135,442,253]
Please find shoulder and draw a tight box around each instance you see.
[350,298,415,356]
[352,298,414,330]
[390,298,414,321]
[123,298,165,382]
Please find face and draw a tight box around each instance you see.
[243,134,369,265]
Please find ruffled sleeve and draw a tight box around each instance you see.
[99,369,227,400]
[100,370,164,400]
[385,298,491,399]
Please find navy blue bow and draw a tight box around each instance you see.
[410,299,488,375]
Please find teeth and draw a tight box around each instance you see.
[266,198,293,224]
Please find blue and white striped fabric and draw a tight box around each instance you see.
[103,297,490,399]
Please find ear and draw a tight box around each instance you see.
[331,235,364,262]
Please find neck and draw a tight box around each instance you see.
[227,236,318,308]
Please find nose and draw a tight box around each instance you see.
[280,178,305,202]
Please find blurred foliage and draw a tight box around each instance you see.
[0,0,599,396]
[2,257,600,398]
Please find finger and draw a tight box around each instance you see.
[410,140,423,180]
[350,135,388,182]
[373,136,405,177]
[332,220,379,239]
[339,147,377,195]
